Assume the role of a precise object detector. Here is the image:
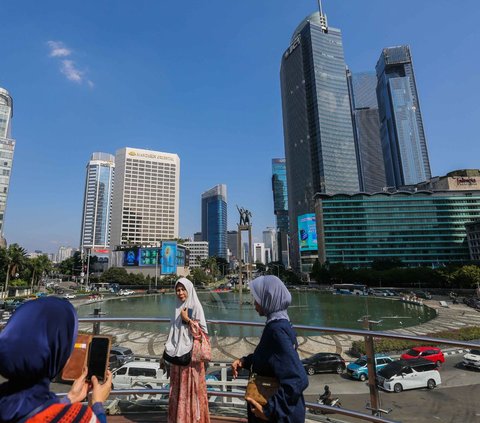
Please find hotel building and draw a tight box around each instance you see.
[110,147,180,247]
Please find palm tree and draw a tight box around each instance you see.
[29,255,52,290]
[4,244,27,295]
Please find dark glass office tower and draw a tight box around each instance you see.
[272,159,289,265]
[280,11,359,269]
[201,184,227,259]
[376,46,431,187]
[347,71,387,192]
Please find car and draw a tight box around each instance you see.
[377,358,441,393]
[112,358,166,390]
[35,292,48,298]
[301,352,346,375]
[346,354,394,381]
[109,354,122,370]
[110,346,134,364]
[400,346,444,367]
[63,293,76,299]
[117,289,135,296]
[462,348,480,370]
[412,291,432,300]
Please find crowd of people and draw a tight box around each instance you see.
[0,275,309,423]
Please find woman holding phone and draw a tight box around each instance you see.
[0,297,112,423]
[165,277,210,423]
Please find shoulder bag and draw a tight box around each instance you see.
[245,370,279,406]
[191,327,211,363]
[163,349,192,366]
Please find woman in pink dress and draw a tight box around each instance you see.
[165,278,210,423]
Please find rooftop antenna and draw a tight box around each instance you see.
[316,0,328,31]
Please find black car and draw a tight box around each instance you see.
[110,346,134,364]
[301,353,346,375]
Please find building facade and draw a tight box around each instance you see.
[110,147,180,247]
[0,88,15,242]
[80,153,115,252]
[201,184,227,259]
[184,241,209,268]
[227,230,238,260]
[262,227,278,263]
[57,246,76,263]
[280,11,359,269]
[466,221,480,261]
[376,46,431,187]
[253,242,266,264]
[271,159,289,265]
[347,71,386,192]
[315,191,480,267]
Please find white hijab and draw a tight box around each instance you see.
[164,278,208,357]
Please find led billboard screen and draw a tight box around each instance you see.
[139,248,159,266]
[297,214,317,252]
[161,241,177,274]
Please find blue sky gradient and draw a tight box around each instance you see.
[1,0,479,253]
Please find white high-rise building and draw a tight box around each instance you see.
[80,152,115,252]
[263,227,278,263]
[184,241,209,268]
[0,88,15,242]
[57,246,75,263]
[253,242,266,264]
[110,147,180,247]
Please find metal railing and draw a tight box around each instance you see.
[76,316,480,423]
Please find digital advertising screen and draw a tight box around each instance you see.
[123,247,139,266]
[139,248,159,266]
[297,213,318,252]
[161,241,177,274]
[176,247,186,267]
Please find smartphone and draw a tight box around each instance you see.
[182,308,193,324]
[87,336,111,382]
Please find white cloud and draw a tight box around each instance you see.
[60,60,83,83]
[47,40,71,57]
[47,40,93,87]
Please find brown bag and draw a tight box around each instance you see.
[245,372,279,406]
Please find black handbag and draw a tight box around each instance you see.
[163,349,192,366]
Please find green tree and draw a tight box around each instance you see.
[28,255,53,290]
[100,267,130,285]
[4,244,28,294]
[190,268,214,286]
[452,265,480,288]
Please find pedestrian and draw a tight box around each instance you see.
[0,297,112,422]
[164,278,210,423]
[231,275,308,422]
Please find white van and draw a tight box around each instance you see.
[376,358,441,393]
[112,357,167,390]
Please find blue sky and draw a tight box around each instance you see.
[1,0,479,253]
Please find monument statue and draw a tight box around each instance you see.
[236,205,252,226]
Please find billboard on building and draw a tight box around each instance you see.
[123,247,139,266]
[139,248,160,266]
[297,214,317,252]
[161,241,177,274]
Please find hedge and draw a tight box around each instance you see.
[350,326,480,356]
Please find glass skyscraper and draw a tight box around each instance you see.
[201,184,227,259]
[315,191,480,267]
[280,11,359,269]
[347,71,387,192]
[0,88,15,242]
[376,46,431,187]
[80,152,115,251]
[272,159,289,265]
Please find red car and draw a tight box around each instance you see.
[401,346,445,366]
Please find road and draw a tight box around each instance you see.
[304,354,480,422]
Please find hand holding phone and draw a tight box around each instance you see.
[87,336,111,382]
[181,307,193,324]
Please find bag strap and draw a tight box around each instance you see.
[16,398,58,423]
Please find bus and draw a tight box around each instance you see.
[332,283,367,296]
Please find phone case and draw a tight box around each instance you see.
[61,334,92,381]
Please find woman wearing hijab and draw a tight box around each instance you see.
[0,297,112,423]
[165,277,210,423]
[231,275,308,422]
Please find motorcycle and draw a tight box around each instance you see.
[311,397,342,414]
